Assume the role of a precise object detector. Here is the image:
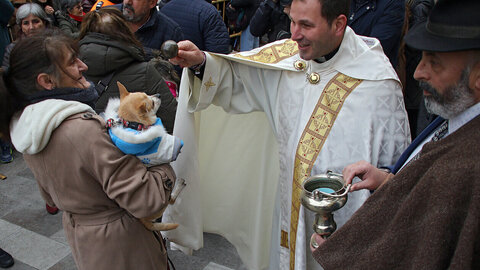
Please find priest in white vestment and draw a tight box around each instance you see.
[163,0,411,269]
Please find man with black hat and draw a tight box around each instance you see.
[310,0,480,268]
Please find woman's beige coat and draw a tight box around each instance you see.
[23,112,175,270]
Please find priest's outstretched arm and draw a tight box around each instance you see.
[169,41,205,69]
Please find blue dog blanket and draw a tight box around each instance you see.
[104,98,183,166]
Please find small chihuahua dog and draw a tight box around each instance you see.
[117,81,161,127]
[105,82,183,165]
[104,82,185,231]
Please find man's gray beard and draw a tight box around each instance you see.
[421,68,476,119]
[123,5,142,23]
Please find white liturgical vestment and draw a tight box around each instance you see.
[164,27,410,270]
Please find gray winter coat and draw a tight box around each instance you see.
[55,10,81,38]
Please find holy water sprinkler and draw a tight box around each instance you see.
[300,171,351,248]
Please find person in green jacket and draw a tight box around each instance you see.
[78,8,178,133]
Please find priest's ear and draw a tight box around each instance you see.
[331,14,347,37]
[36,73,55,90]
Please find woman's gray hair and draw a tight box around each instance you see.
[16,3,51,26]
[60,0,82,13]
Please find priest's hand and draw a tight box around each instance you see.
[310,233,326,252]
[342,161,393,191]
[169,40,205,68]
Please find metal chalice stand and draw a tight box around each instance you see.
[300,171,351,248]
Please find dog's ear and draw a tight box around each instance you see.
[117,82,129,100]
[137,101,148,114]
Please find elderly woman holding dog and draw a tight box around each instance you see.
[0,31,176,270]
[78,8,178,133]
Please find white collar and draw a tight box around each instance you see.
[448,102,480,135]
[307,27,399,81]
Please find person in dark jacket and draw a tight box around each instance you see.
[249,0,291,44]
[78,8,177,133]
[348,0,405,68]
[161,0,230,54]
[229,0,260,51]
[118,0,184,60]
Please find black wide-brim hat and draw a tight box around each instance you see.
[405,0,480,52]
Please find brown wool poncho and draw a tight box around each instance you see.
[314,115,480,270]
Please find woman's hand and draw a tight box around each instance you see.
[342,161,392,192]
[169,40,205,68]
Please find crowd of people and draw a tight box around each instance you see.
[0,0,479,269]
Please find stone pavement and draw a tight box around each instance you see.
[0,151,246,270]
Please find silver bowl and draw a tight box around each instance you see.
[301,171,351,245]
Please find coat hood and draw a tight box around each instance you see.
[10,100,95,155]
[79,32,145,76]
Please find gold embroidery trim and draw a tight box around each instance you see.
[233,39,299,64]
[281,230,289,248]
[288,73,362,270]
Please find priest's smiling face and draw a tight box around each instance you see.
[289,0,345,60]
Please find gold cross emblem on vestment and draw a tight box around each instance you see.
[204,77,216,92]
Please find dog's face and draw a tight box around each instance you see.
[116,82,161,126]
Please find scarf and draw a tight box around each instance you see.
[69,12,85,22]
[24,81,98,109]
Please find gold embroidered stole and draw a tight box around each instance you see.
[282,73,362,269]
[233,39,298,63]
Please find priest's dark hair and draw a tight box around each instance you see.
[293,0,350,26]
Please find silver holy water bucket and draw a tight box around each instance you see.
[301,171,351,247]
